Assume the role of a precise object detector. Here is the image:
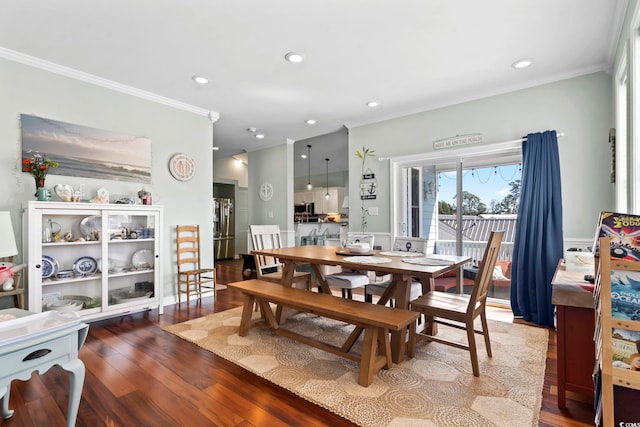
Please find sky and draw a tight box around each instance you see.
[437,164,521,208]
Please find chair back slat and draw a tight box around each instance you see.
[250,225,285,276]
[467,230,504,314]
[392,237,428,254]
[176,225,204,273]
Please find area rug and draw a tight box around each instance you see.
[164,307,548,427]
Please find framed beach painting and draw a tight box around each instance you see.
[21,114,151,183]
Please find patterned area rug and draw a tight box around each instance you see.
[164,307,547,427]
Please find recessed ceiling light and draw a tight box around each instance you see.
[301,154,307,159]
[212,146,220,151]
[285,52,304,63]
[512,59,532,69]
[255,134,265,139]
[192,75,209,84]
[305,119,316,125]
[367,101,379,108]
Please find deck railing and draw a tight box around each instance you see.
[434,240,515,265]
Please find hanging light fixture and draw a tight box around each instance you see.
[306,145,313,190]
[325,158,330,200]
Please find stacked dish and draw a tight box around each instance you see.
[44,299,83,312]
[111,289,152,304]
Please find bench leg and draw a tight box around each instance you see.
[377,328,392,369]
[238,294,256,336]
[407,320,416,358]
[359,326,379,387]
[259,300,280,330]
[390,328,406,364]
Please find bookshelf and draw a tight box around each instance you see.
[594,238,640,426]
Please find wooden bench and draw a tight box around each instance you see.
[226,279,419,387]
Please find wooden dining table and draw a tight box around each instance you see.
[250,245,471,363]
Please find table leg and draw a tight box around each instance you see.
[60,358,85,427]
[1,385,13,420]
[311,264,332,294]
[275,261,298,322]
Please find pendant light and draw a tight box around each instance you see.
[306,145,313,190]
[325,158,330,200]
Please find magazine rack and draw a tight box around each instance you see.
[594,238,640,426]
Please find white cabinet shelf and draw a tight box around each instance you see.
[23,201,163,321]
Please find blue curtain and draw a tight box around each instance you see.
[510,130,564,327]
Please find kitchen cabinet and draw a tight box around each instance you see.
[314,187,344,214]
[294,191,315,205]
[23,201,163,321]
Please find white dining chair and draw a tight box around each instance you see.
[365,236,428,306]
[325,233,375,299]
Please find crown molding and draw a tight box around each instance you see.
[0,47,220,121]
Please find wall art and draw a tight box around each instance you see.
[21,114,151,183]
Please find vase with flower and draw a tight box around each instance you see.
[22,153,59,197]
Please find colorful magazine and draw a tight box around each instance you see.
[611,270,640,320]
[611,328,640,371]
[593,211,640,261]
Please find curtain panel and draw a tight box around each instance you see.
[510,130,564,327]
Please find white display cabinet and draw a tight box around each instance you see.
[22,201,163,321]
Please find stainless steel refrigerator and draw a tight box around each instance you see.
[213,198,235,260]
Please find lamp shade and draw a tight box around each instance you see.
[0,212,18,258]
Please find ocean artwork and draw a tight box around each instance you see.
[21,114,151,183]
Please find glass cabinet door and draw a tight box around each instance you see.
[104,210,158,310]
[37,208,104,314]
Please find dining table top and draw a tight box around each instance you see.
[251,244,471,277]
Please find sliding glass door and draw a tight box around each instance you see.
[392,143,521,302]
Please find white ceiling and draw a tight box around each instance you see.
[0,1,627,176]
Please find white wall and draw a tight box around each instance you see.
[248,143,296,245]
[0,58,213,307]
[213,156,248,188]
[347,72,613,240]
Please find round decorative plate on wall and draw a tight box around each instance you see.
[169,153,196,181]
[259,182,274,201]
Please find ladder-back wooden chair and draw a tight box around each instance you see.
[176,225,216,306]
[408,230,504,376]
[249,225,313,290]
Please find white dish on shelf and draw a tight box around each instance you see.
[111,290,152,304]
[45,299,83,312]
[131,249,154,269]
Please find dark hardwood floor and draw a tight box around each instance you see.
[3,259,595,427]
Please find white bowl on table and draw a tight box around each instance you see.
[347,243,371,254]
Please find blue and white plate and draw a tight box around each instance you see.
[41,255,59,279]
[72,256,98,276]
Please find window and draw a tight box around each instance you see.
[390,141,521,301]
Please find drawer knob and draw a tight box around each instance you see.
[23,348,52,361]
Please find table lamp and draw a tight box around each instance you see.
[0,211,18,260]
